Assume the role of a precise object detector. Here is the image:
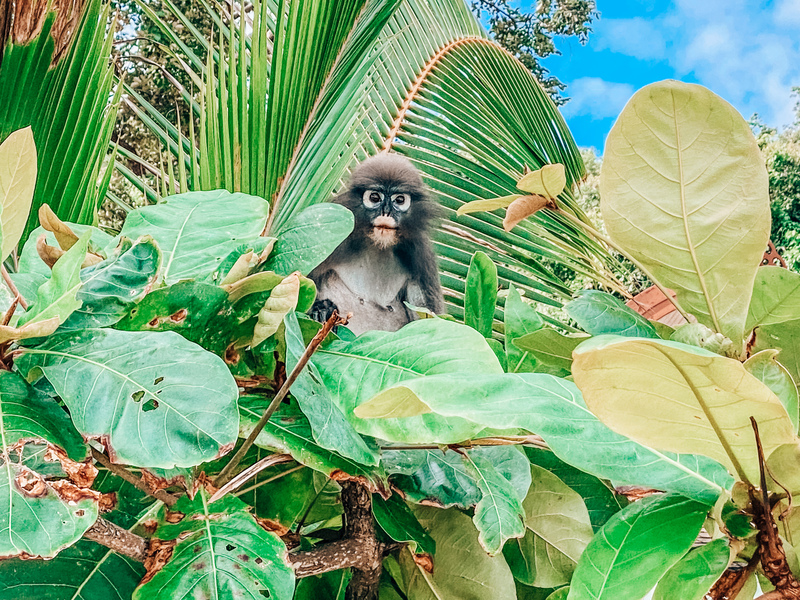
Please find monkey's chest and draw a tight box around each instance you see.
[318,258,413,335]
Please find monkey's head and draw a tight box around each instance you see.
[338,154,440,250]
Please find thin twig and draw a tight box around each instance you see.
[1,265,28,310]
[234,464,305,497]
[91,448,179,507]
[209,453,293,502]
[380,434,548,452]
[555,208,692,321]
[214,311,346,486]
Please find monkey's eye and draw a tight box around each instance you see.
[391,193,410,211]
[362,190,383,208]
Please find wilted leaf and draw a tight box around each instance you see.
[568,494,707,600]
[38,204,79,250]
[456,194,520,216]
[119,190,270,284]
[134,493,294,600]
[503,194,551,231]
[0,371,96,558]
[601,80,770,349]
[0,127,37,261]
[516,163,567,197]
[16,329,239,468]
[18,223,114,280]
[572,335,796,484]
[253,272,300,347]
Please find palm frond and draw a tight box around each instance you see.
[0,0,118,240]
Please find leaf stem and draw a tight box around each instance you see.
[214,310,345,486]
[0,264,28,310]
[554,209,692,322]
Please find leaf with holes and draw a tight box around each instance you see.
[601,80,770,348]
[15,329,239,468]
[133,492,294,600]
[118,190,269,284]
[0,371,97,558]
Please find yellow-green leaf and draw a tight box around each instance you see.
[0,316,59,344]
[252,272,300,347]
[456,195,520,216]
[572,335,796,484]
[600,81,770,349]
[0,127,37,261]
[515,163,566,198]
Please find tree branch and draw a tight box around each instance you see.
[83,517,147,562]
[91,448,179,507]
[214,310,345,486]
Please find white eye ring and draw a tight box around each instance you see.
[391,193,410,212]
[362,190,383,208]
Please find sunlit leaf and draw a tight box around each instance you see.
[0,127,37,260]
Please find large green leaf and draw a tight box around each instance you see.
[265,203,354,276]
[313,318,502,440]
[464,251,498,337]
[464,453,526,555]
[0,372,97,559]
[356,373,732,504]
[744,349,799,432]
[525,448,626,532]
[513,328,588,377]
[747,266,800,331]
[373,494,435,555]
[133,493,294,600]
[16,230,91,327]
[0,127,36,260]
[652,538,730,600]
[118,190,269,284]
[505,285,544,373]
[600,80,770,348]
[565,290,658,338]
[753,318,800,389]
[396,506,516,600]
[567,494,708,600]
[284,311,378,466]
[61,236,162,330]
[18,223,114,280]
[16,329,239,468]
[0,0,118,240]
[505,466,593,588]
[572,335,797,484]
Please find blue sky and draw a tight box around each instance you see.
[541,0,800,151]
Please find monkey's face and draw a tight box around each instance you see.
[360,188,411,249]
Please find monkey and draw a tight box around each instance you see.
[309,153,445,335]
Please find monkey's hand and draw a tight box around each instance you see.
[310,299,339,324]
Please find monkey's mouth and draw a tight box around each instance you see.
[370,217,398,248]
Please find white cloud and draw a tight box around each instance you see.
[588,2,800,130]
[594,18,667,61]
[561,78,635,120]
